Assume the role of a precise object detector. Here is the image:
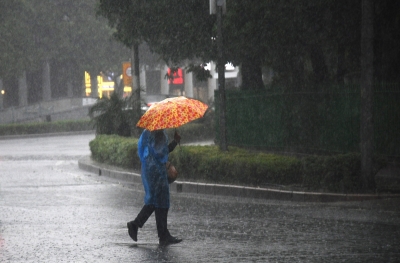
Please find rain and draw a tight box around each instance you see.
[1,0,400,262]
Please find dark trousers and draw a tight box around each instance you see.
[133,205,155,228]
[133,205,170,239]
[155,207,170,239]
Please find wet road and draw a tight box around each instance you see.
[1,134,400,262]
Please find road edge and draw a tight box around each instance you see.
[78,155,400,203]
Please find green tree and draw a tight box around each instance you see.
[97,0,167,132]
[96,2,397,88]
[41,0,129,98]
[97,0,214,79]
[0,0,129,104]
[374,0,400,82]
[0,0,36,78]
[97,1,362,90]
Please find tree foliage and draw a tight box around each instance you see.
[98,0,399,91]
[0,0,35,77]
[0,0,129,101]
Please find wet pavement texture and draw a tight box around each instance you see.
[1,134,400,262]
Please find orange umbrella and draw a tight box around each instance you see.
[136,96,208,131]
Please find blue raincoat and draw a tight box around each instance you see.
[137,129,170,208]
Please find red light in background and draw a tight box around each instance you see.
[167,68,184,85]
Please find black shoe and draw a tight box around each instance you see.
[159,235,182,246]
[127,221,138,242]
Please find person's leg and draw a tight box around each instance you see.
[155,207,182,245]
[127,205,155,241]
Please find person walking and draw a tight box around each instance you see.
[127,129,182,246]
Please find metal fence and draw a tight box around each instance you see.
[215,83,400,157]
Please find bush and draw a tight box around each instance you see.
[89,134,388,193]
[0,120,93,136]
[89,135,303,188]
[89,135,139,169]
[168,146,303,186]
[302,153,388,193]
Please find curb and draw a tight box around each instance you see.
[78,156,400,203]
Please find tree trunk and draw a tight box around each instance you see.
[240,57,264,90]
[113,76,124,99]
[133,43,141,112]
[336,44,346,85]
[333,2,346,86]
[308,45,328,85]
[291,56,305,91]
[360,0,374,191]
[18,71,28,107]
[42,60,51,101]
[131,43,141,136]
[90,73,98,98]
[67,80,73,98]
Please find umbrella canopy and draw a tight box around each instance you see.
[136,96,208,131]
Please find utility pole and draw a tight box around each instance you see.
[131,43,141,135]
[211,0,228,151]
[360,0,374,191]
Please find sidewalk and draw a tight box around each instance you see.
[78,156,400,203]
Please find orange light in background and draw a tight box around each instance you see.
[122,62,132,86]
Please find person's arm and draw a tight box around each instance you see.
[168,131,181,152]
[168,140,177,152]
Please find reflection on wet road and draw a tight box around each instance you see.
[0,134,399,262]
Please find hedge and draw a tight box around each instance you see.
[89,134,140,169]
[0,120,93,136]
[89,134,388,193]
[168,146,303,187]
